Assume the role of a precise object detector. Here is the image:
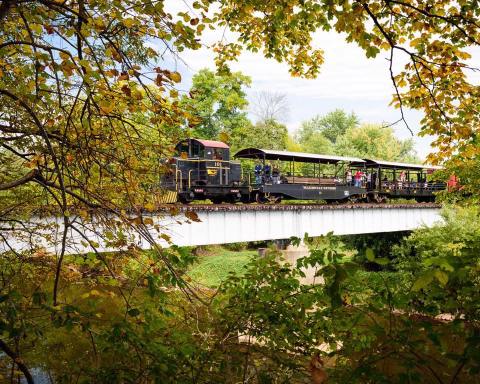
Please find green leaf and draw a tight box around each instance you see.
[412,272,434,291]
[375,257,389,266]
[439,259,454,272]
[434,270,449,286]
[365,248,375,262]
[366,45,380,58]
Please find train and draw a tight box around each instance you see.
[159,138,445,204]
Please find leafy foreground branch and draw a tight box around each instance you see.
[1,206,479,383]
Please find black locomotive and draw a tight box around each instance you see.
[159,138,445,204]
[161,139,249,203]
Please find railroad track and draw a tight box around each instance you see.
[153,202,441,213]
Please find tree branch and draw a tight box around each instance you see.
[0,338,34,384]
[0,169,38,191]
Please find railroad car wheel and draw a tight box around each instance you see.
[369,193,387,203]
[241,194,252,204]
[210,197,223,204]
[255,192,267,204]
[256,192,281,204]
[179,191,194,204]
[266,195,282,204]
[348,195,360,203]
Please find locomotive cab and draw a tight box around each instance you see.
[164,138,247,203]
[175,139,230,161]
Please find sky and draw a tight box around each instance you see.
[161,3,447,161]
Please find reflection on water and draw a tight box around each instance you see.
[20,368,51,384]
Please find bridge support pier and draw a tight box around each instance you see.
[281,242,324,285]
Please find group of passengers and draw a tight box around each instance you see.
[252,163,444,191]
[254,163,283,184]
[378,170,440,190]
[345,168,433,190]
[345,168,376,189]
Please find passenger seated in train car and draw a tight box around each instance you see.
[345,168,352,186]
[382,176,388,188]
[361,171,367,185]
[272,165,280,184]
[254,163,262,184]
[398,171,406,188]
[263,163,272,183]
[409,176,416,189]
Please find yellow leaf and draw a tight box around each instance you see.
[59,51,70,60]
[409,38,422,47]
[143,217,154,225]
[122,18,135,28]
[169,71,182,83]
[160,233,171,243]
[218,131,230,143]
[144,202,155,211]
[99,101,114,114]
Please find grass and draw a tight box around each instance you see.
[188,248,257,287]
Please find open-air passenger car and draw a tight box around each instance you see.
[234,148,366,203]
[349,159,445,202]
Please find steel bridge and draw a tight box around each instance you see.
[0,203,442,255]
[155,203,441,246]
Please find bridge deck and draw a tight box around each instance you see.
[161,202,440,212]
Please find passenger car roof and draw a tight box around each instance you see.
[234,148,365,164]
[357,159,444,170]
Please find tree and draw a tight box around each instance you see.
[0,2,211,381]
[230,118,288,152]
[300,131,334,155]
[335,123,418,162]
[213,1,480,164]
[297,109,359,144]
[251,91,289,123]
[438,147,480,204]
[181,69,251,140]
